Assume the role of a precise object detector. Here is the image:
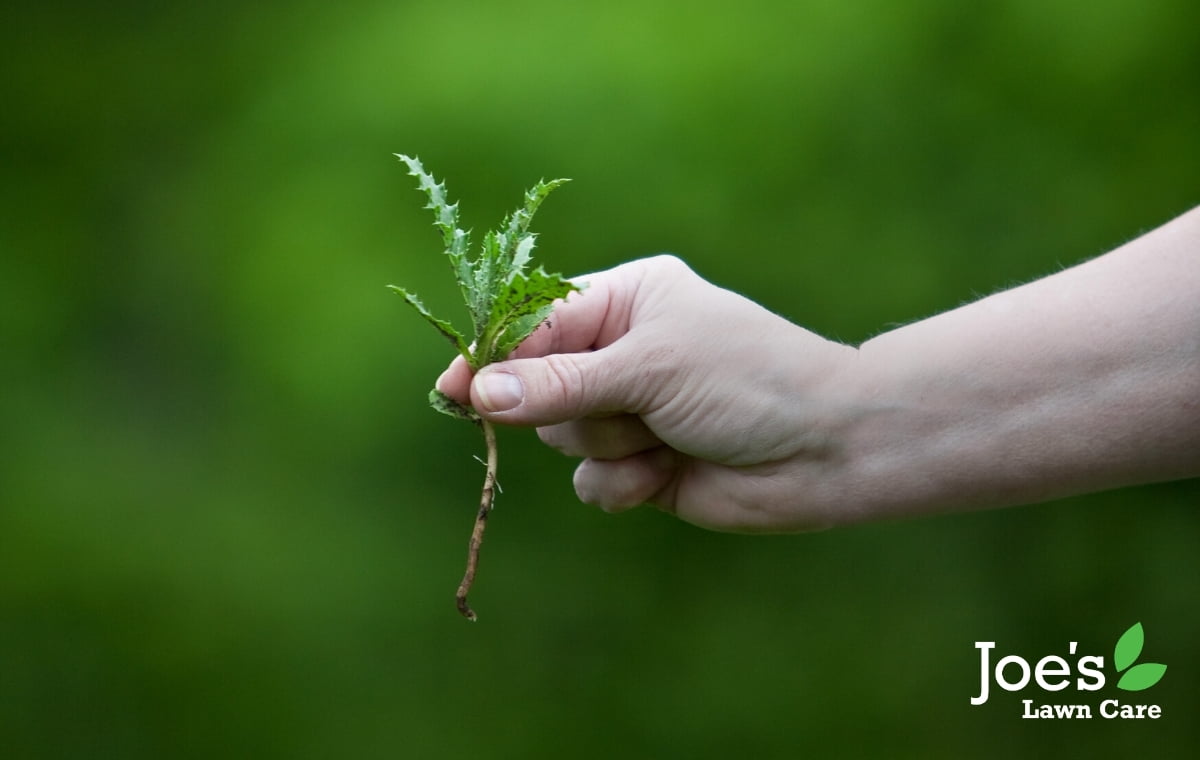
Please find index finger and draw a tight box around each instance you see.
[436,255,676,399]
[434,266,626,403]
[508,257,654,359]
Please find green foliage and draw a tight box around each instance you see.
[388,154,581,621]
[389,154,580,422]
[428,388,480,423]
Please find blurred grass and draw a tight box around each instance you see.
[2,0,1198,757]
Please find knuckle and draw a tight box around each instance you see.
[646,252,683,269]
[539,353,588,417]
[645,253,693,279]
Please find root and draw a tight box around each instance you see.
[455,419,498,621]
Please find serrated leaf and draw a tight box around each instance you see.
[492,277,587,359]
[469,229,504,335]
[451,228,474,293]
[396,154,473,298]
[394,157,574,370]
[1117,663,1166,691]
[387,285,471,358]
[498,178,567,282]
[510,234,536,278]
[429,388,480,423]
[503,178,570,244]
[395,154,462,250]
[489,266,579,326]
[1114,622,1145,672]
[494,305,554,360]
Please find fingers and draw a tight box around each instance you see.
[573,447,679,512]
[504,254,695,359]
[434,255,694,412]
[537,414,661,459]
[504,277,616,358]
[508,257,661,359]
[431,265,633,406]
[435,355,473,404]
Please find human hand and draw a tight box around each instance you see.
[438,208,1200,529]
[435,255,858,532]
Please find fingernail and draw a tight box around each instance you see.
[475,369,524,412]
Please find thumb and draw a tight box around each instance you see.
[470,351,634,426]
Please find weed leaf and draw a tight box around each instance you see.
[510,233,537,277]
[395,154,473,300]
[429,389,480,423]
[504,178,570,247]
[490,266,577,327]
[494,306,554,361]
[388,286,471,358]
[394,154,466,254]
[396,156,576,370]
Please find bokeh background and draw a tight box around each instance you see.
[3,0,1198,756]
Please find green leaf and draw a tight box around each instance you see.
[394,157,574,369]
[497,178,568,283]
[428,389,480,423]
[503,178,570,246]
[510,233,537,276]
[469,229,504,335]
[387,285,471,359]
[1117,663,1167,691]
[395,154,474,299]
[489,266,579,326]
[491,274,585,360]
[1113,622,1145,672]
[395,154,466,253]
[494,305,554,360]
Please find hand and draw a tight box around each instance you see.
[435,255,858,532]
[436,208,1200,531]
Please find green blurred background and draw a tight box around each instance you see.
[3,0,1198,756]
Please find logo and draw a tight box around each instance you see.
[970,622,1168,719]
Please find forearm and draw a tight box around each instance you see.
[829,206,1200,523]
[437,219,1195,533]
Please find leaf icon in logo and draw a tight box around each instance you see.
[1113,622,1145,672]
[1112,622,1167,691]
[1117,663,1167,692]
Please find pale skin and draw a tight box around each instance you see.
[436,206,1200,533]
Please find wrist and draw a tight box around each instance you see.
[792,330,975,527]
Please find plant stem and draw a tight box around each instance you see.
[456,418,498,621]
